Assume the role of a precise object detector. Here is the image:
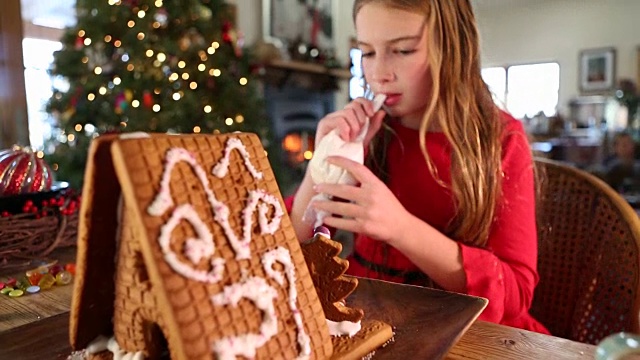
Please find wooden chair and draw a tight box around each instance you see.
[531,158,640,344]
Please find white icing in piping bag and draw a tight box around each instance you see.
[305,94,387,227]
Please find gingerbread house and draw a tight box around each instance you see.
[70,132,391,360]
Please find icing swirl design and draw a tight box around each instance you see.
[262,247,311,359]
[212,138,264,180]
[210,277,279,360]
[145,137,310,359]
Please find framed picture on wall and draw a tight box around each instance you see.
[579,47,616,93]
[262,0,333,50]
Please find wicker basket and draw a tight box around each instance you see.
[0,195,79,270]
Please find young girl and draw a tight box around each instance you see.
[287,0,549,334]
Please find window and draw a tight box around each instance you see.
[481,67,506,109]
[22,37,66,150]
[349,47,365,99]
[482,62,560,119]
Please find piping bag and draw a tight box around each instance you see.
[304,94,387,228]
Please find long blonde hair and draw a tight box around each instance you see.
[355,0,503,247]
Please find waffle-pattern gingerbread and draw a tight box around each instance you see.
[69,132,392,360]
[301,231,394,360]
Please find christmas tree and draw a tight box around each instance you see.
[45,0,274,189]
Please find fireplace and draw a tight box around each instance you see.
[264,83,335,195]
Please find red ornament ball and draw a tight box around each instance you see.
[0,147,54,196]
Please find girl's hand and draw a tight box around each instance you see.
[311,156,411,245]
[315,97,386,146]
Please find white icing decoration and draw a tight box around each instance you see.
[119,132,151,139]
[210,277,279,360]
[148,147,283,260]
[143,139,294,358]
[66,350,87,360]
[147,148,199,216]
[86,335,109,354]
[158,204,225,283]
[89,336,145,360]
[212,137,263,180]
[220,189,283,259]
[262,247,311,359]
[326,319,362,337]
[245,189,284,237]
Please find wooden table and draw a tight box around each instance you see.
[0,247,596,359]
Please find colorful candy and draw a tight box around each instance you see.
[0,260,75,299]
[0,287,13,295]
[55,271,73,286]
[64,263,76,275]
[49,264,63,276]
[28,272,43,286]
[16,277,31,290]
[8,289,24,297]
[38,273,56,290]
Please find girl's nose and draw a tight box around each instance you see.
[368,59,395,84]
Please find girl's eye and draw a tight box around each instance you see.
[361,51,374,58]
[396,49,417,55]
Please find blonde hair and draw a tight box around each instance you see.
[355,0,503,247]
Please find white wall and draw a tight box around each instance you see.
[474,0,639,116]
[238,0,640,115]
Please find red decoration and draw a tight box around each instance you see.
[0,147,54,196]
[221,21,243,57]
[142,91,154,108]
[75,36,84,50]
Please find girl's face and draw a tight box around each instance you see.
[356,3,432,129]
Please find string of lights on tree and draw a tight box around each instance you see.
[45,0,271,188]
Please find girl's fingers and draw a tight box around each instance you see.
[365,110,386,144]
[344,100,371,124]
[325,156,376,184]
[314,183,359,203]
[322,215,361,234]
[312,198,361,218]
[339,108,362,141]
[316,97,378,143]
[349,97,375,117]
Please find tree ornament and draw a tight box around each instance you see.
[198,5,212,20]
[154,8,169,28]
[221,21,243,57]
[222,21,233,43]
[0,147,54,196]
[142,91,154,108]
[178,35,191,51]
[115,92,128,112]
[75,36,84,50]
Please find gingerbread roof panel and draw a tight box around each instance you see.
[109,133,332,359]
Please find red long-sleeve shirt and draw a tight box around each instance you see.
[287,112,549,334]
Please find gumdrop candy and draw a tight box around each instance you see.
[64,263,76,275]
[55,271,73,286]
[38,273,56,290]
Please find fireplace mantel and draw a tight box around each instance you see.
[262,59,350,91]
[267,59,351,79]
